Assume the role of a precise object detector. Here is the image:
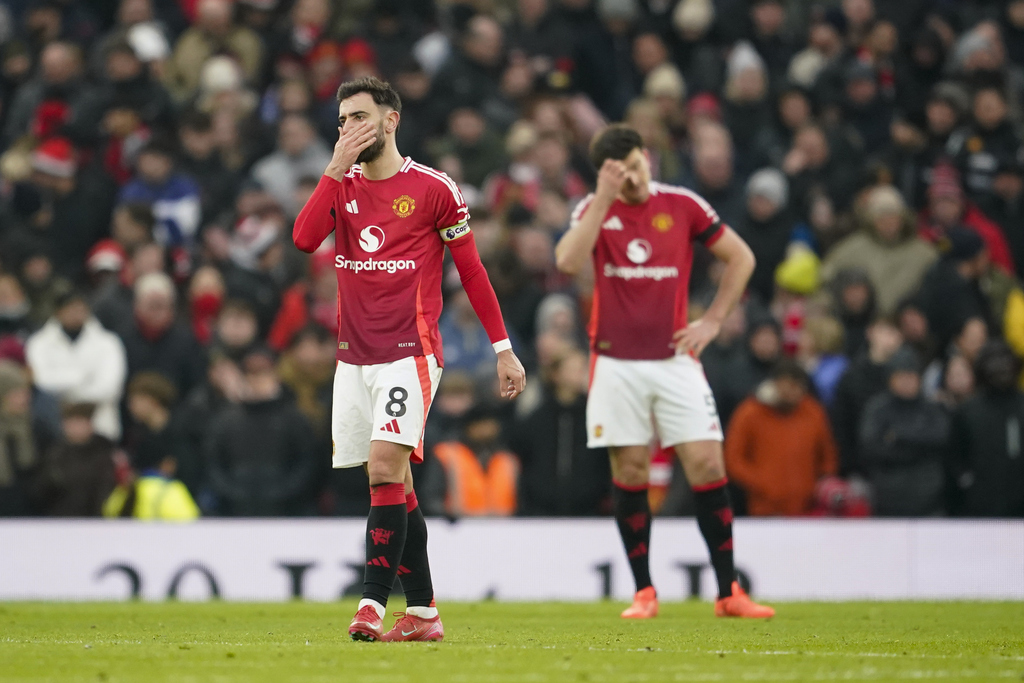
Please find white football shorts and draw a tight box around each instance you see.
[331,354,442,468]
[586,353,723,449]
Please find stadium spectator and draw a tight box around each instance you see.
[828,268,876,358]
[2,41,86,147]
[510,347,610,516]
[25,287,127,440]
[949,86,1024,206]
[32,402,116,517]
[917,161,1015,274]
[823,185,937,317]
[123,371,179,475]
[949,341,1024,517]
[724,361,838,516]
[250,114,332,217]
[797,315,848,409]
[120,272,205,397]
[205,346,317,516]
[713,309,782,426]
[429,406,519,518]
[0,361,38,517]
[858,347,950,516]
[733,168,795,303]
[118,139,202,250]
[163,0,263,103]
[831,316,904,475]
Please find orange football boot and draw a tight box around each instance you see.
[715,581,775,618]
[621,586,659,619]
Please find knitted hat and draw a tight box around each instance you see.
[644,63,686,101]
[686,92,722,121]
[886,346,921,376]
[865,185,906,220]
[746,168,789,207]
[86,239,127,274]
[774,246,821,295]
[31,137,76,178]
[0,335,25,366]
[673,0,714,35]
[928,161,964,201]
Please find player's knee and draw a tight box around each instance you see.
[366,444,409,485]
[611,455,649,487]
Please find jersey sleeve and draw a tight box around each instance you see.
[568,193,595,230]
[432,173,472,244]
[293,175,341,253]
[679,192,725,247]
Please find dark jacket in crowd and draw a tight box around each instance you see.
[831,352,890,475]
[33,436,116,516]
[950,389,1024,517]
[733,208,796,303]
[510,390,610,516]
[120,322,206,398]
[859,392,950,516]
[206,394,318,516]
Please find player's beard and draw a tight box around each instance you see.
[356,122,387,164]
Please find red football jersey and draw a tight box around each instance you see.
[294,157,473,365]
[572,182,725,360]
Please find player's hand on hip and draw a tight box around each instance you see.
[324,122,377,180]
[496,349,526,400]
[673,318,721,358]
[595,159,627,202]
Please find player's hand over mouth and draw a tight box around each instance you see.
[497,349,526,400]
[672,317,722,358]
[325,122,377,180]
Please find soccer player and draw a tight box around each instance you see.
[555,125,774,619]
[293,77,526,642]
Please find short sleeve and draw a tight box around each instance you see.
[680,192,724,246]
[432,173,472,244]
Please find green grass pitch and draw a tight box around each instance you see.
[1,601,1021,682]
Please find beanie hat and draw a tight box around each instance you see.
[865,185,906,220]
[727,41,766,82]
[644,63,686,101]
[31,137,76,178]
[0,335,25,366]
[928,161,964,201]
[774,245,821,295]
[886,346,921,376]
[86,239,127,274]
[746,168,789,207]
[673,0,714,35]
[686,92,722,121]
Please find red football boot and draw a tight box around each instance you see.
[349,605,384,641]
[715,582,775,618]
[381,612,444,642]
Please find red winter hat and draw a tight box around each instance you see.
[32,137,77,178]
[0,335,26,366]
[686,92,722,121]
[86,239,128,274]
[928,161,964,201]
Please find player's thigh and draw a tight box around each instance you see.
[652,354,724,448]
[331,360,374,469]
[586,355,655,449]
[368,354,441,452]
[366,439,413,486]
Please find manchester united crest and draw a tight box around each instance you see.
[652,213,674,232]
[393,194,415,218]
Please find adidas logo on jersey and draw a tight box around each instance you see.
[602,216,624,230]
[380,419,401,434]
[346,199,359,214]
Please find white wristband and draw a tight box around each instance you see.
[492,339,512,353]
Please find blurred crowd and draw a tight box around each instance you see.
[0,0,1023,520]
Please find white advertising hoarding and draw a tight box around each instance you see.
[0,519,1021,601]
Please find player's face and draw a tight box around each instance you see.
[338,92,393,164]
[618,148,651,204]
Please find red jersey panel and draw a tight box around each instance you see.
[573,182,724,360]
[295,157,471,365]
